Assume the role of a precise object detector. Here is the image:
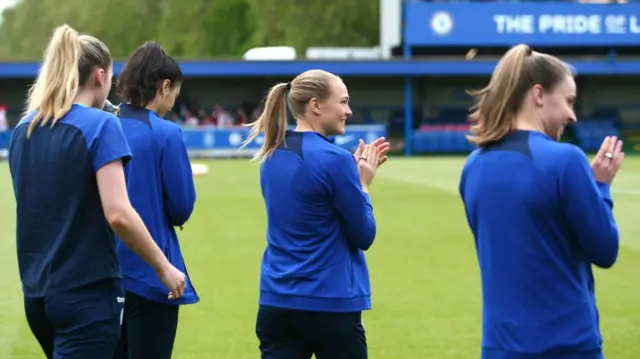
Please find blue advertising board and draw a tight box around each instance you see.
[405,2,640,47]
[182,125,387,158]
[0,131,9,158]
[0,125,387,159]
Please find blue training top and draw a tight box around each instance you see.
[116,104,198,305]
[258,130,377,313]
[459,130,618,359]
[9,104,132,297]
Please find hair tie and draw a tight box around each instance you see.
[286,82,292,90]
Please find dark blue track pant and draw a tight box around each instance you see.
[256,305,367,359]
[113,290,180,359]
[24,279,124,359]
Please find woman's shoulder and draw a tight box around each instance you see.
[537,140,587,167]
[309,140,353,165]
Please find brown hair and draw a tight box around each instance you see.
[467,44,573,147]
[25,24,112,138]
[242,69,338,162]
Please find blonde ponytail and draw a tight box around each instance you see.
[466,44,572,147]
[467,44,531,147]
[26,24,82,138]
[242,83,289,162]
[242,70,340,161]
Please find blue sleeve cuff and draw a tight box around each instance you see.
[93,153,132,172]
[596,181,611,197]
[596,181,613,207]
[362,191,372,206]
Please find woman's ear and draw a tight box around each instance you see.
[531,84,545,107]
[93,68,107,87]
[160,79,171,96]
[310,97,322,116]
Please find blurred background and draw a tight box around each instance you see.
[0,0,636,158]
[1,1,640,359]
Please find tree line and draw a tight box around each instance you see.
[0,0,378,60]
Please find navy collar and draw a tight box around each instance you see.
[118,103,162,119]
[288,130,335,143]
[511,129,552,141]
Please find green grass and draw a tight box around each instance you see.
[1,157,640,359]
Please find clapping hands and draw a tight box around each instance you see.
[353,137,390,168]
[353,137,390,190]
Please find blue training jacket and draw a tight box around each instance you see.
[116,103,199,305]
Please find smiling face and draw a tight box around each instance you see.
[316,78,352,136]
[287,70,356,137]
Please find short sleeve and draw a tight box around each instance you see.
[91,115,132,172]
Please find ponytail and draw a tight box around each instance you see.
[242,83,289,162]
[467,44,532,147]
[26,24,82,138]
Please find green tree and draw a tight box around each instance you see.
[155,0,255,58]
[247,0,379,54]
[0,0,164,59]
[0,0,378,60]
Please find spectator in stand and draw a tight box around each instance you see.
[251,107,261,122]
[178,103,190,120]
[236,108,248,125]
[197,108,211,126]
[184,111,199,127]
[169,112,183,125]
[210,103,222,125]
[218,109,235,128]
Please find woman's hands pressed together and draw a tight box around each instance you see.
[353,137,390,191]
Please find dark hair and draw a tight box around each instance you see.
[26,24,111,138]
[467,44,573,147]
[116,42,182,107]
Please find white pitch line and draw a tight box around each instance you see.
[378,172,640,250]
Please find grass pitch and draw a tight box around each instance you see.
[0,157,639,359]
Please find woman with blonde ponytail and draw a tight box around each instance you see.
[460,44,623,359]
[243,69,389,359]
[8,25,185,359]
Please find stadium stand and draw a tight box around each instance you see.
[0,0,637,157]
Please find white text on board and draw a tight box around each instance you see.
[493,14,640,35]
